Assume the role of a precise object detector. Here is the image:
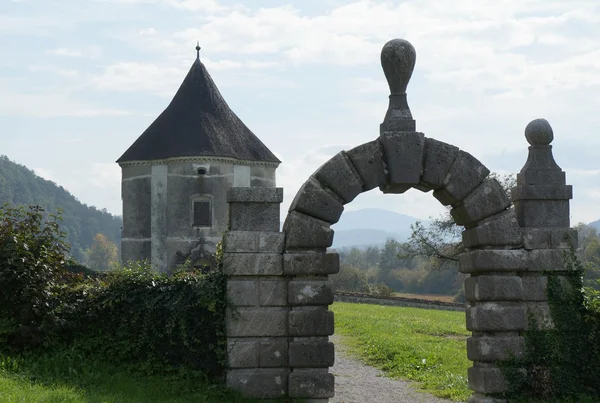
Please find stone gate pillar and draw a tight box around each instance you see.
[461,118,576,402]
[512,118,577,384]
[224,187,289,398]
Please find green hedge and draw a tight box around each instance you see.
[0,205,228,378]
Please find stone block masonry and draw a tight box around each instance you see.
[224,185,340,400]
[224,187,290,399]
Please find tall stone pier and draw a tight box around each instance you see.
[461,118,574,403]
[224,187,289,398]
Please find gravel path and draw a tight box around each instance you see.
[330,334,454,403]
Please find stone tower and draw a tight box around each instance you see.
[117,44,280,273]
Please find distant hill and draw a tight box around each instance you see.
[331,208,425,248]
[0,156,122,262]
[589,220,600,232]
[331,228,406,249]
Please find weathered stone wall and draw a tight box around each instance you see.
[120,158,277,272]
[223,187,289,398]
[223,38,577,402]
[121,164,152,262]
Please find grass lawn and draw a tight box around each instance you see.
[0,351,274,403]
[331,301,471,402]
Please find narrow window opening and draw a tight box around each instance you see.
[193,200,211,227]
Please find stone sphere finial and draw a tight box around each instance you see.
[525,118,554,146]
[381,39,416,95]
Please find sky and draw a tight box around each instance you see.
[2,0,600,225]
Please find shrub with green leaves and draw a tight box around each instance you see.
[0,204,70,348]
[69,258,228,377]
[0,204,229,378]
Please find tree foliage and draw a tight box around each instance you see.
[0,204,70,348]
[85,233,119,270]
[403,173,517,267]
[402,173,600,290]
[573,223,600,288]
[0,155,122,262]
[332,239,464,299]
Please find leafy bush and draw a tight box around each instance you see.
[0,204,70,348]
[0,204,229,378]
[64,261,104,278]
[68,258,228,376]
[371,282,393,297]
[330,265,371,292]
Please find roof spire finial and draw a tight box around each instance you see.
[195,41,201,59]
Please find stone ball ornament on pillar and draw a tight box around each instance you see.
[519,118,562,174]
[525,118,554,146]
[380,38,417,133]
[512,118,572,228]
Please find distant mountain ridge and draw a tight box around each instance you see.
[0,156,122,261]
[332,209,600,249]
[331,208,426,249]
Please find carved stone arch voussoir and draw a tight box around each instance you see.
[283,133,518,253]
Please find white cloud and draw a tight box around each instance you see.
[90,58,292,96]
[91,62,185,95]
[31,164,122,216]
[0,81,131,117]
[139,27,157,35]
[103,0,599,101]
[34,167,57,182]
[184,1,598,79]
[89,163,122,191]
[28,65,81,78]
[46,46,102,59]
[47,48,83,57]
[98,0,224,12]
[0,14,64,35]
[163,0,222,12]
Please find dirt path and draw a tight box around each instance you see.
[330,334,455,403]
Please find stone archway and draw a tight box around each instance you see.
[224,39,575,403]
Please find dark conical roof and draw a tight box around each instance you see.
[117,53,280,164]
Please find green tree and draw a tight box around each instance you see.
[0,205,70,347]
[85,233,119,271]
[378,238,402,274]
[403,173,516,265]
[574,223,600,287]
[343,247,367,269]
[330,265,371,293]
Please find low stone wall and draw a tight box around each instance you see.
[333,292,466,312]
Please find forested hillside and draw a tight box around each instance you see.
[0,156,122,262]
